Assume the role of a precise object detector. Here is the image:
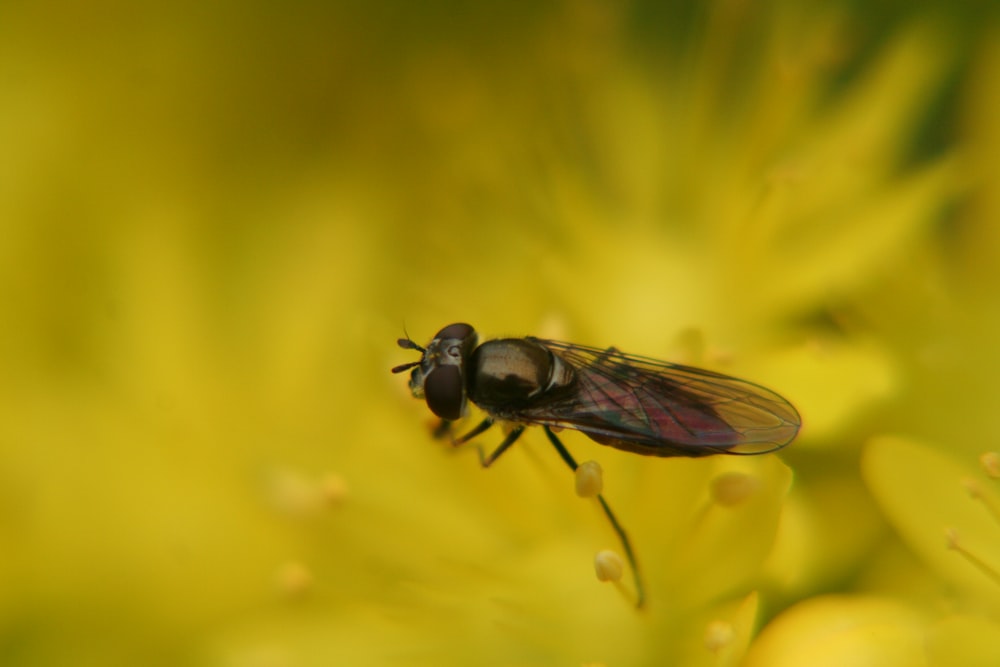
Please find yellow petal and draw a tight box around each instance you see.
[863,436,1000,610]
[745,595,926,667]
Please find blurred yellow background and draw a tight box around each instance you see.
[2,1,999,665]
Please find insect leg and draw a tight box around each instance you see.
[478,426,525,468]
[447,417,522,467]
[596,346,620,362]
[454,417,495,444]
[543,426,646,608]
[431,419,452,440]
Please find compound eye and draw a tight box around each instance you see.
[424,365,465,420]
[434,323,475,342]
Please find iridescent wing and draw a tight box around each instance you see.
[514,338,801,457]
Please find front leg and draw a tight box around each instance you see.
[431,419,453,440]
[442,416,524,468]
[454,417,494,445]
[431,417,492,444]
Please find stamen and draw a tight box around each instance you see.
[981,452,1000,479]
[672,327,706,365]
[320,472,349,506]
[704,620,736,653]
[594,549,624,582]
[710,472,760,507]
[575,460,604,498]
[961,476,1000,525]
[944,527,1000,587]
[275,560,314,598]
[270,469,349,515]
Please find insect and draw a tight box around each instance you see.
[392,322,801,607]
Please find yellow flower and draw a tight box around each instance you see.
[863,437,1000,664]
[0,2,984,666]
[745,594,927,667]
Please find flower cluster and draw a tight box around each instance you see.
[0,1,996,665]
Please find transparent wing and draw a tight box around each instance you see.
[515,338,801,457]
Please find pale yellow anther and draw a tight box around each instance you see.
[672,327,706,365]
[944,526,1000,586]
[704,620,736,653]
[944,526,960,550]
[711,472,760,507]
[962,476,983,499]
[575,460,604,498]
[270,469,349,514]
[980,452,1000,479]
[320,472,349,506]
[962,473,1000,524]
[276,560,314,597]
[594,550,624,583]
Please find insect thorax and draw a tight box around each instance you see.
[467,338,574,409]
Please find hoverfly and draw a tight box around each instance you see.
[392,323,800,607]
